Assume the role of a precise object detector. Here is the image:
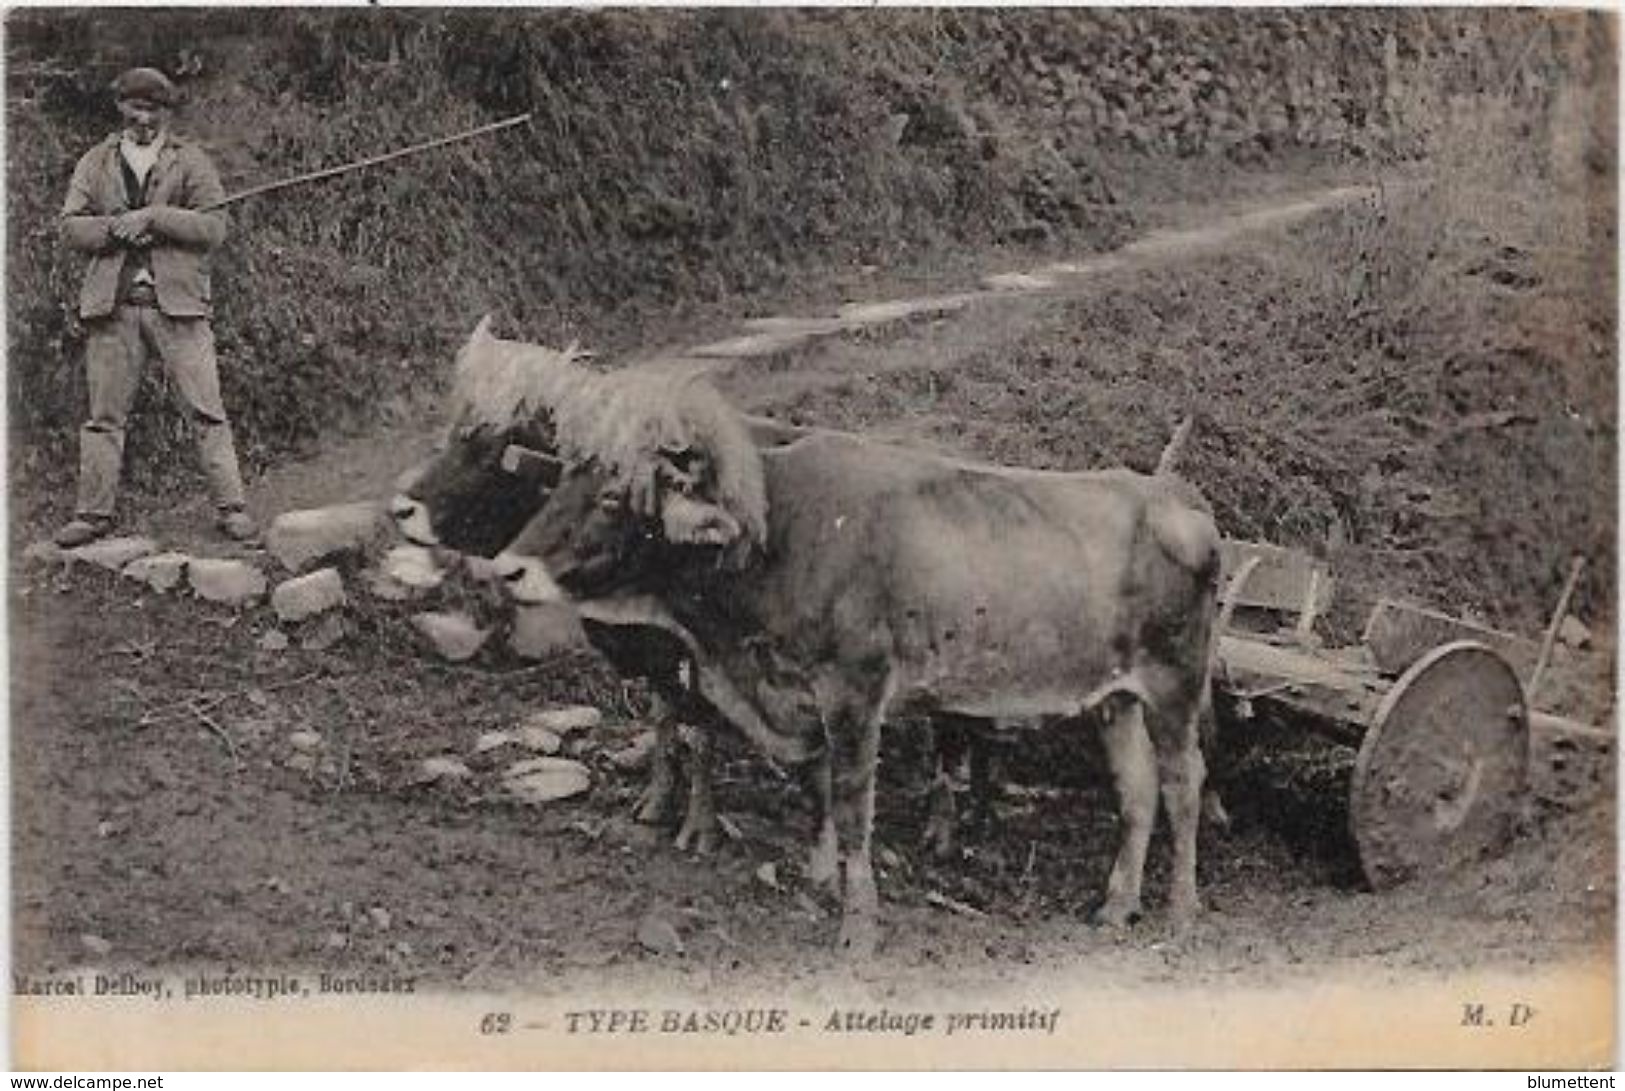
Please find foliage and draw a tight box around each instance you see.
[5,8,1599,539]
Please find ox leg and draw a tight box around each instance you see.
[634,691,680,826]
[1094,699,1156,928]
[673,725,718,855]
[805,752,840,893]
[828,712,884,958]
[967,728,998,830]
[922,714,972,859]
[1198,694,1231,831]
[1152,701,1206,927]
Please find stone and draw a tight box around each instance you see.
[285,753,316,773]
[68,536,159,572]
[23,540,65,566]
[411,611,489,662]
[259,629,291,652]
[265,502,391,573]
[188,558,268,605]
[739,315,846,336]
[510,604,587,658]
[80,933,113,958]
[382,545,446,591]
[473,731,513,754]
[688,331,817,359]
[415,756,472,784]
[836,295,975,325]
[503,757,549,779]
[299,614,347,652]
[515,727,563,755]
[635,913,684,957]
[523,706,603,737]
[503,757,591,804]
[1558,615,1592,650]
[982,271,1057,292]
[271,568,346,623]
[288,731,323,752]
[360,567,415,602]
[121,551,190,592]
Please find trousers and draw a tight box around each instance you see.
[75,303,247,518]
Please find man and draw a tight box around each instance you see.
[55,66,256,547]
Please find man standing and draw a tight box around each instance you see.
[55,66,256,547]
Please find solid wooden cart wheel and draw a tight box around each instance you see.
[1348,640,1530,890]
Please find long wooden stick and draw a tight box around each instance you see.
[203,112,531,211]
[1528,554,1586,703]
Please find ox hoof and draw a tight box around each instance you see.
[1090,899,1143,930]
[673,818,717,856]
[836,915,879,960]
[805,853,839,894]
[634,781,676,826]
[1166,896,1200,933]
[1201,789,1231,831]
[921,817,957,861]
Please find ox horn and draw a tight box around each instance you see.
[500,444,563,478]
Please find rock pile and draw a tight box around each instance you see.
[23,502,589,665]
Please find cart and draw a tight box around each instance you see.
[1210,543,1614,890]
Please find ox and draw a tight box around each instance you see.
[391,319,992,854]
[487,367,1224,955]
[391,319,752,849]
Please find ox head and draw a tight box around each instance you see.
[492,404,767,606]
[390,316,577,557]
[493,446,749,605]
[390,427,563,557]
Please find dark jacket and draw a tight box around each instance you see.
[61,133,228,319]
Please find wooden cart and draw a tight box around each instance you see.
[1210,542,1614,890]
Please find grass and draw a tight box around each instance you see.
[744,78,1614,640]
[10,10,1581,531]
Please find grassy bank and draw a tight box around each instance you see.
[6,8,1583,513]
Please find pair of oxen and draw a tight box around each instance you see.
[392,319,1224,957]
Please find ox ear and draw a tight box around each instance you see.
[661,493,742,547]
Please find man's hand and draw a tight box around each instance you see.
[110,208,156,247]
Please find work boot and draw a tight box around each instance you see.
[217,507,258,542]
[55,515,115,548]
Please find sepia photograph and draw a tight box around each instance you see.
[5,6,1617,1071]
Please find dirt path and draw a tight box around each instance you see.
[132,182,1374,551]
[668,185,1374,424]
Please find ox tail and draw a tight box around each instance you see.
[1155,416,1194,477]
[1197,555,1258,830]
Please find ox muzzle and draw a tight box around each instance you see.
[492,551,565,605]
[391,494,440,546]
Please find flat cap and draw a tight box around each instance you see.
[110,67,178,107]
